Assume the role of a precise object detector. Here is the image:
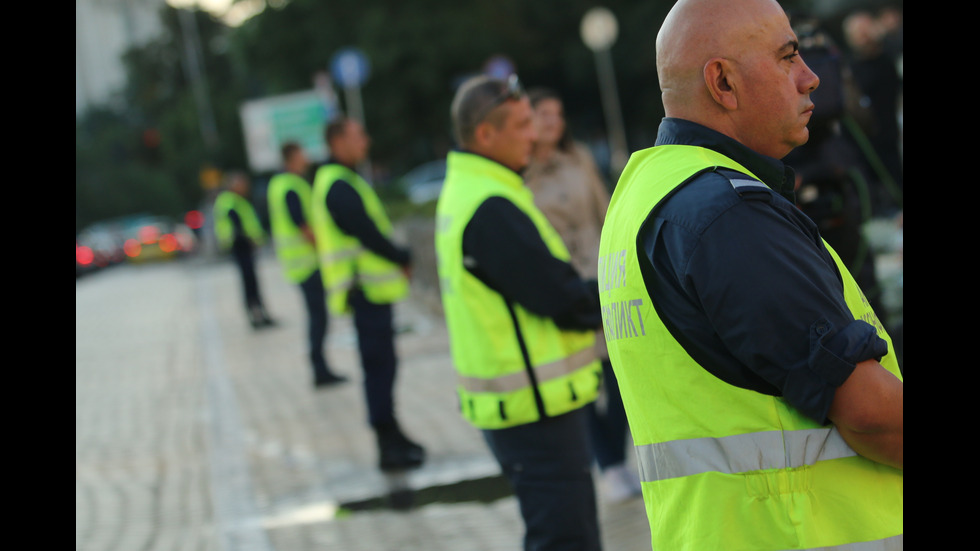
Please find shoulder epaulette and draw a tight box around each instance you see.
[715,168,770,197]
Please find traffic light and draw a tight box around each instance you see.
[142,128,161,164]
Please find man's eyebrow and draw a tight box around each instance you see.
[778,39,800,54]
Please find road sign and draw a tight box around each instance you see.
[483,55,515,79]
[239,89,337,173]
[330,47,371,89]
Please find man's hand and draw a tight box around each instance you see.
[301,225,316,245]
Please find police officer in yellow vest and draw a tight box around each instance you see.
[437,75,605,551]
[213,171,276,329]
[597,1,903,549]
[310,117,425,472]
[267,141,347,388]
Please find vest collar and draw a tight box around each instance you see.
[325,157,357,172]
[448,150,526,192]
[655,118,797,202]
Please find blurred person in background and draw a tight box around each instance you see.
[523,87,640,504]
[783,23,886,319]
[267,142,348,388]
[213,171,276,329]
[843,10,903,213]
[598,0,902,548]
[310,117,425,472]
[437,74,605,551]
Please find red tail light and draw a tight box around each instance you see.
[76,245,94,266]
[185,210,205,230]
[124,239,142,257]
[159,233,179,253]
[138,225,160,245]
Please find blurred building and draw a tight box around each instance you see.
[76,0,167,115]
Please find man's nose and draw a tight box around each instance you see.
[799,57,820,93]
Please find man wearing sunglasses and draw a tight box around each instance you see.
[435,75,605,551]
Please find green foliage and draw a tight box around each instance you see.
[76,0,844,232]
[76,6,247,232]
[231,0,676,177]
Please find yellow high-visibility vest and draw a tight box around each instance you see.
[213,190,264,251]
[436,151,601,430]
[310,163,409,315]
[267,172,318,283]
[598,144,903,550]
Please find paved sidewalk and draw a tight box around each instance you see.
[76,244,651,551]
[77,213,903,551]
[206,248,653,551]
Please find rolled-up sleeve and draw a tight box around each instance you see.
[677,194,888,423]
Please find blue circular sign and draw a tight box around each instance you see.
[483,55,515,80]
[330,47,370,89]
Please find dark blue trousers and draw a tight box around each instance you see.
[482,407,602,551]
[298,271,331,380]
[587,360,629,470]
[349,289,397,427]
[231,243,263,311]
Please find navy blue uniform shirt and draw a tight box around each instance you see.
[639,118,888,423]
[459,152,602,332]
[321,160,412,267]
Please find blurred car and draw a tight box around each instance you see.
[76,222,127,277]
[119,215,197,263]
[76,240,96,278]
[396,159,446,205]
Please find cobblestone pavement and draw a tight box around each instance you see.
[76,214,903,551]
[76,247,651,551]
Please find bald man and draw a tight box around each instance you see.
[597,0,903,549]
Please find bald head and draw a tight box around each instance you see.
[658,0,785,116]
[656,0,820,159]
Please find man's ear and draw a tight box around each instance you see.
[704,58,738,111]
[473,121,496,148]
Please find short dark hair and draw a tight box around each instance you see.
[324,117,351,148]
[527,87,574,152]
[280,141,301,164]
[451,75,522,148]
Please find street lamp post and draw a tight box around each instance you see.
[581,7,629,179]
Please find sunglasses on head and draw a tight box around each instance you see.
[475,74,524,123]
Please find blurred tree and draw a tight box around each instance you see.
[229,0,676,182]
[76,0,837,233]
[76,5,248,232]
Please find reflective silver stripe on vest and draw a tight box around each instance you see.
[326,277,354,294]
[635,427,857,483]
[780,534,903,551]
[275,235,309,248]
[359,270,404,284]
[320,246,365,264]
[785,534,905,551]
[283,257,318,272]
[457,346,596,393]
